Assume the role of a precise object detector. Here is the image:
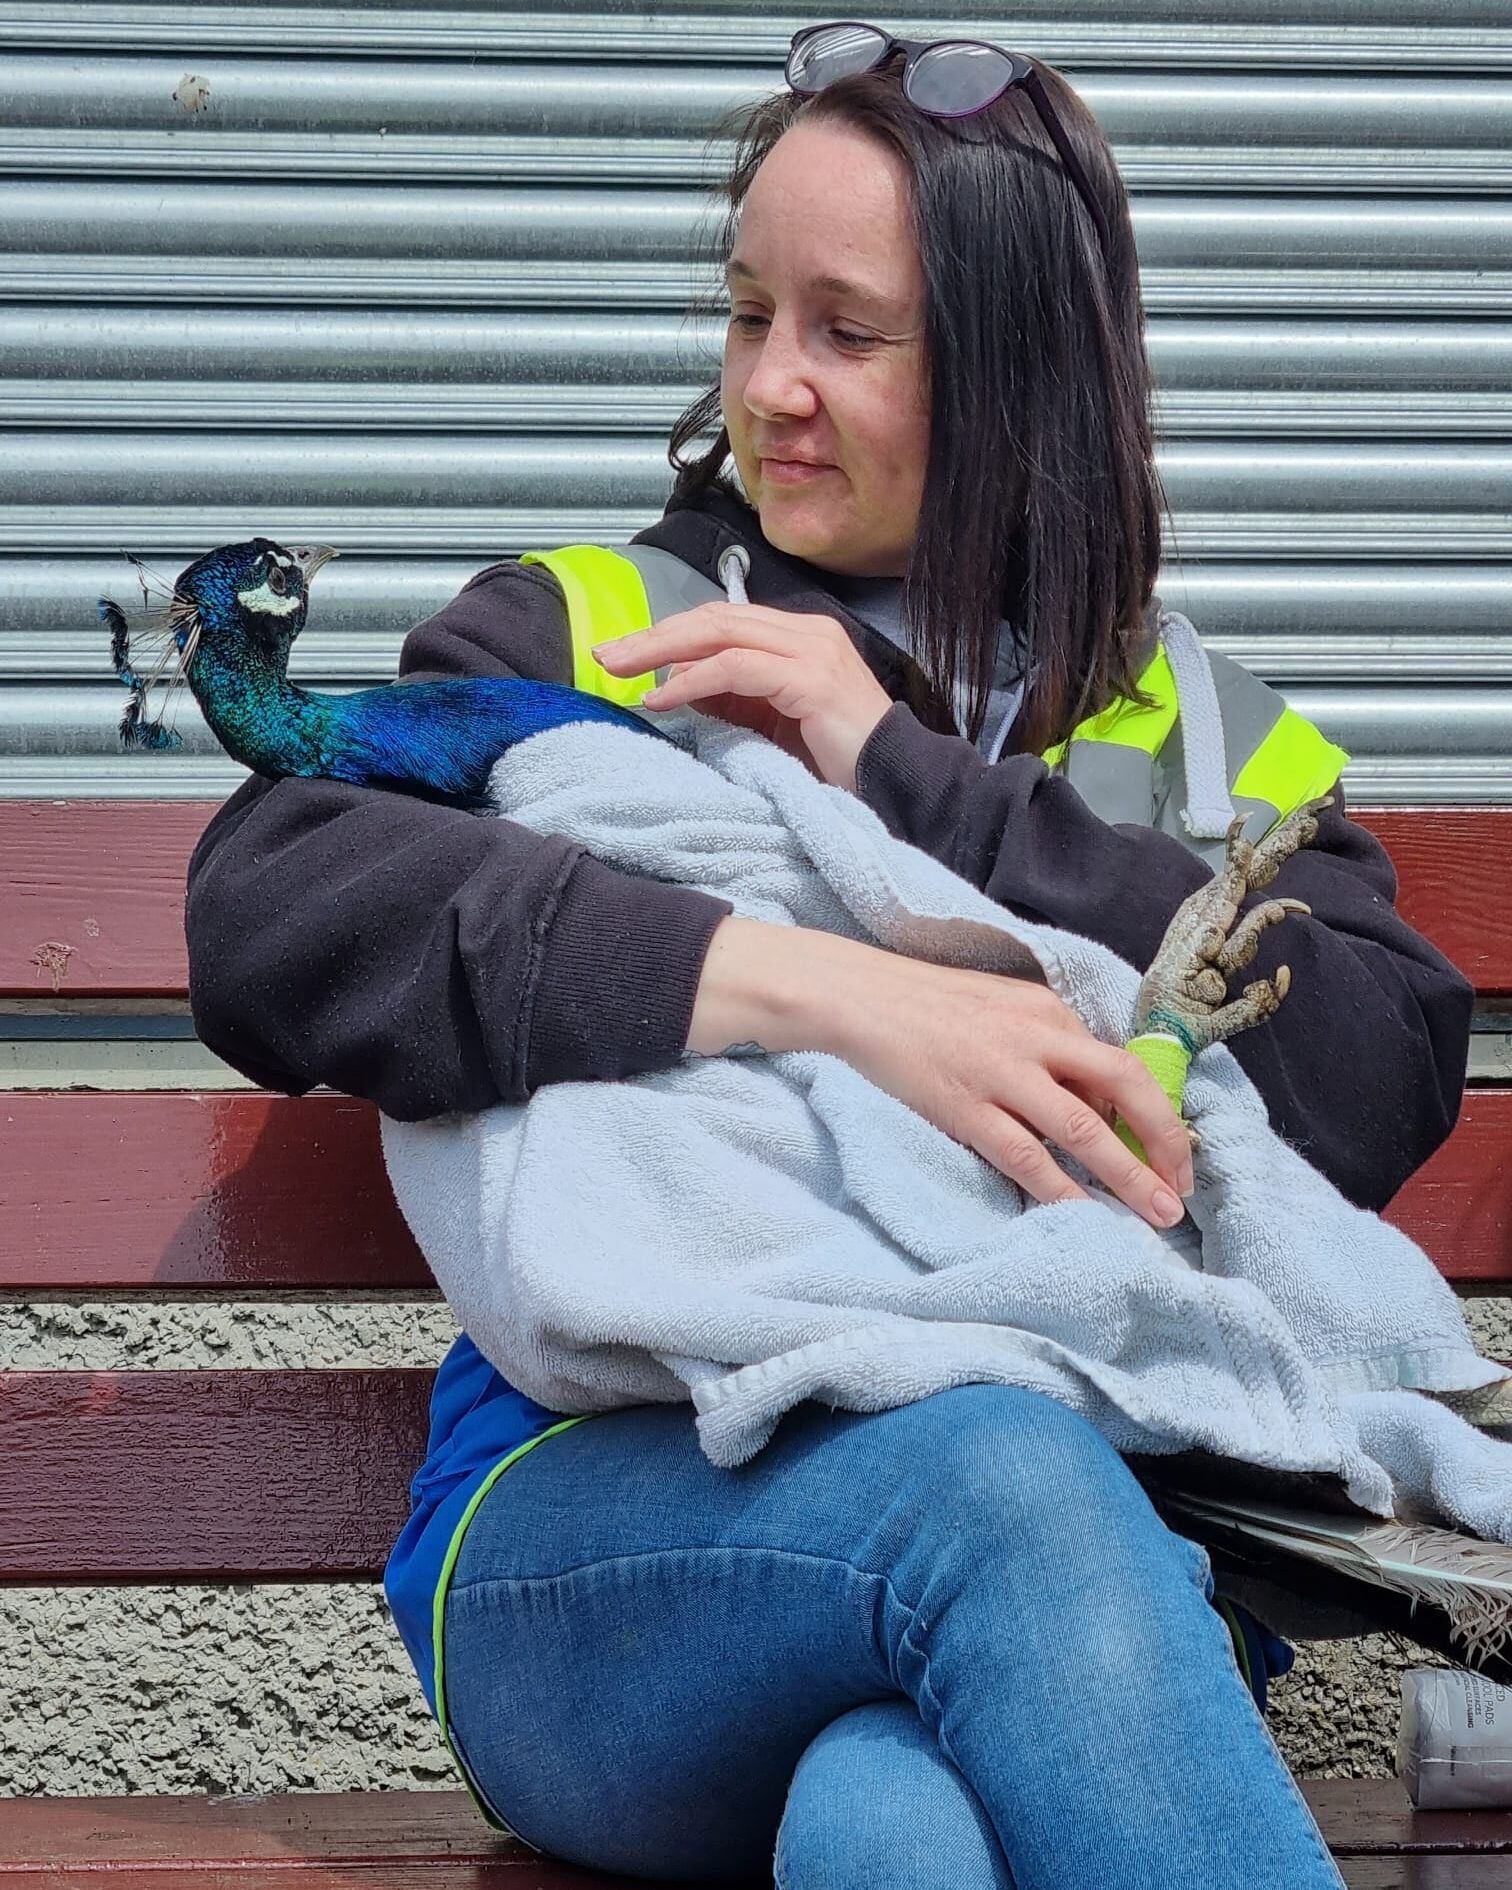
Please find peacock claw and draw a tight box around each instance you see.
[1133,796,1331,1054]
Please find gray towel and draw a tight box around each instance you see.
[381,711,1512,1542]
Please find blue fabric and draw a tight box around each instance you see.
[438,1386,1345,1887]
[382,1332,566,1715]
[1230,1600,1299,1715]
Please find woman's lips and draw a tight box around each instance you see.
[761,458,836,485]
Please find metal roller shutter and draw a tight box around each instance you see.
[0,3,1507,799]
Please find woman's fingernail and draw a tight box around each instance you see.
[1179,1162,1195,1196]
[1153,1189,1185,1227]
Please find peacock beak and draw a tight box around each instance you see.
[294,544,340,583]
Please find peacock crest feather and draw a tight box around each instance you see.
[102,552,203,751]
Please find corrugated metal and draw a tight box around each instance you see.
[0,4,1508,800]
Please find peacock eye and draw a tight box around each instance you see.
[266,564,288,596]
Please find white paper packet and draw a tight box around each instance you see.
[1397,1668,1512,1808]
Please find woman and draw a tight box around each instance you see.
[186,26,1471,1887]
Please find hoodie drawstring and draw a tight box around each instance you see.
[718,543,751,607]
[1158,608,1236,840]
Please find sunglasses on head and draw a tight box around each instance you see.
[784,20,1112,256]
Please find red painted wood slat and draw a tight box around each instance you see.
[0,801,209,999]
[0,1092,431,1290]
[0,1788,595,1868]
[1338,1864,1512,1888]
[0,1369,433,1580]
[8,1337,1512,1576]
[1297,1778,1512,1855]
[2,1872,620,1889]
[1382,1089,1512,1286]
[0,1788,510,1864]
[1354,809,1512,997]
[1,1780,1508,1873]
[0,1790,623,1886]
[3,802,1510,998]
[2,1089,1505,1292]
[29,1876,1489,1890]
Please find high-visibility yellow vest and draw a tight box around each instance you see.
[521,542,1348,867]
[1039,639,1348,866]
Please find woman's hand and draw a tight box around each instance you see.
[689,918,1195,1230]
[592,603,894,792]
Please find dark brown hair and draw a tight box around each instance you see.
[668,55,1167,753]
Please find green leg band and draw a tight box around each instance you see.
[1115,1030,1192,1164]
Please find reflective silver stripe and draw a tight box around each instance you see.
[1206,649,1295,778]
[616,542,726,622]
[1155,717,1285,872]
[1059,740,1161,832]
[610,543,724,691]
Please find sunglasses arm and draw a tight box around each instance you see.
[1020,66,1113,255]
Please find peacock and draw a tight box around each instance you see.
[101,537,669,811]
[102,533,1324,1154]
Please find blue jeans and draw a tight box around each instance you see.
[443,1384,1346,1888]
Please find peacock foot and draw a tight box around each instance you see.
[1134,796,1332,1055]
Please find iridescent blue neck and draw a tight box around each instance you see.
[189,641,329,777]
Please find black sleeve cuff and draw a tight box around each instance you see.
[518,852,734,1092]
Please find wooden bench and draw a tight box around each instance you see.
[3,798,1511,1888]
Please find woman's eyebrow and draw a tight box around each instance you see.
[724,258,894,311]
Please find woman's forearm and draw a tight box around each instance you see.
[685,915,861,1058]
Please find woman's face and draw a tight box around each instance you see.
[720,120,930,579]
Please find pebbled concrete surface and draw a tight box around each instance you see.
[2,1291,1506,1798]
[0,1292,461,1371]
[0,1580,456,1798]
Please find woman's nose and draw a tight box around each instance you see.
[740,318,820,421]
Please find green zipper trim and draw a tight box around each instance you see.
[1214,1595,1254,1697]
[431,1413,600,1832]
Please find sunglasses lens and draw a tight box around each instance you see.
[787,23,890,92]
[906,42,1018,116]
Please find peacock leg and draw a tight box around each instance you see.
[1111,797,1333,1168]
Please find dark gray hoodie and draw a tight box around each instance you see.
[185,477,1472,1212]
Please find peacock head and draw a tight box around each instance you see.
[176,537,339,658]
[104,537,338,750]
